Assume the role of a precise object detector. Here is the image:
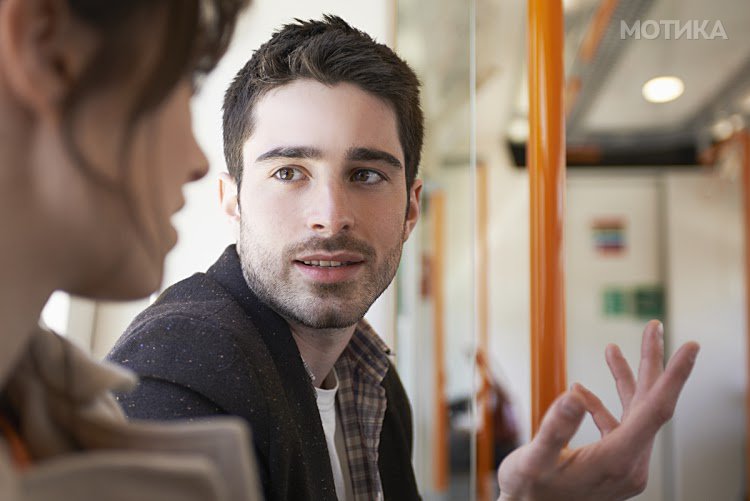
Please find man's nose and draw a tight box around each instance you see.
[305,182,354,236]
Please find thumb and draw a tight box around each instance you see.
[522,392,586,477]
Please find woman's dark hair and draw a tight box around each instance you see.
[62,0,249,188]
[58,1,249,268]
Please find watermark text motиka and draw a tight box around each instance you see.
[621,20,728,40]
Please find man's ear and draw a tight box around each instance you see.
[219,172,241,223]
[0,0,95,116]
[403,178,422,242]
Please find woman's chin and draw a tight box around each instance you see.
[70,256,163,301]
[74,279,160,302]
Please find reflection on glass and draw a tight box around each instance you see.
[397,0,477,498]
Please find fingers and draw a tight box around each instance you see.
[572,383,619,437]
[647,341,700,423]
[521,392,586,476]
[605,343,636,413]
[620,341,700,446]
[635,320,665,396]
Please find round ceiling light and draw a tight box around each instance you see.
[642,76,685,104]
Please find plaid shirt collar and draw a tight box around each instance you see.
[334,319,391,501]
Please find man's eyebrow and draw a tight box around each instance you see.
[346,147,403,169]
[255,146,323,163]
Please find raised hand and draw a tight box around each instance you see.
[496,320,699,501]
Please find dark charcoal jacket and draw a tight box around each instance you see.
[107,245,421,501]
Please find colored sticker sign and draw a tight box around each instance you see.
[592,218,626,255]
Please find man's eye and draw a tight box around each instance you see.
[273,167,301,181]
[351,169,384,184]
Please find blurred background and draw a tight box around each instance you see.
[42,0,750,499]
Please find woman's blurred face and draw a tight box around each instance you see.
[0,0,210,300]
[59,79,209,299]
[7,3,210,300]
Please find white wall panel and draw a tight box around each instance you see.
[665,171,746,501]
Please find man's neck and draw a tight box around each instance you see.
[288,322,357,389]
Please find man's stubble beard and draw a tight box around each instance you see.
[237,223,404,329]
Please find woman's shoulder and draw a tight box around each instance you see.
[2,327,262,501]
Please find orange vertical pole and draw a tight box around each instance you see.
[431,191,449,491]
[528,0,567,434]
[741,130,750,501]
[475,162,493,500]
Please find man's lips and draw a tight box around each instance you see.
[293,253,365,283]
[294,253,365,267]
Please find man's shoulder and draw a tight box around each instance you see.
[135,271,236,324]
[129,271,244,329]
[107,272,258,375]
[106,271,280,417]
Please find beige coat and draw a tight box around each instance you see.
[0,327,262,501]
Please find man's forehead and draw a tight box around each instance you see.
[243,80,404,165]
[252,80,397,125]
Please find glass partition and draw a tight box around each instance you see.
[398,0,750,499]
[396,0,477,498]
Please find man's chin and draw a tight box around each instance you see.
[281,302,366,330]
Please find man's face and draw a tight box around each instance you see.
[230,79,421,329]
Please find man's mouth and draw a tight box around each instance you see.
[300,260,355,268]
[293,254,366,283]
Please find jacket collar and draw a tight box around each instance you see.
[208,245,340,495]
[206,245,313,388]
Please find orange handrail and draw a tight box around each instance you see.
[528,0,567,435]
[578,0,619,63]
[431,191,449,491]
[741,130,750,501]
[566,0,619,114]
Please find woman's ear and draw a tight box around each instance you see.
[0,0,95,117]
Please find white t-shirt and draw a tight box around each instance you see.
[315,370,354,501]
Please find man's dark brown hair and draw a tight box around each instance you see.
[222,15,423,192]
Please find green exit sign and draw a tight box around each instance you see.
[602,285,664,319]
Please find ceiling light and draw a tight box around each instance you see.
[711,119,734,142]
[642,76,685,104]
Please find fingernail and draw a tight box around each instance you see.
[561,395,583,418]
[653,322,664,350]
